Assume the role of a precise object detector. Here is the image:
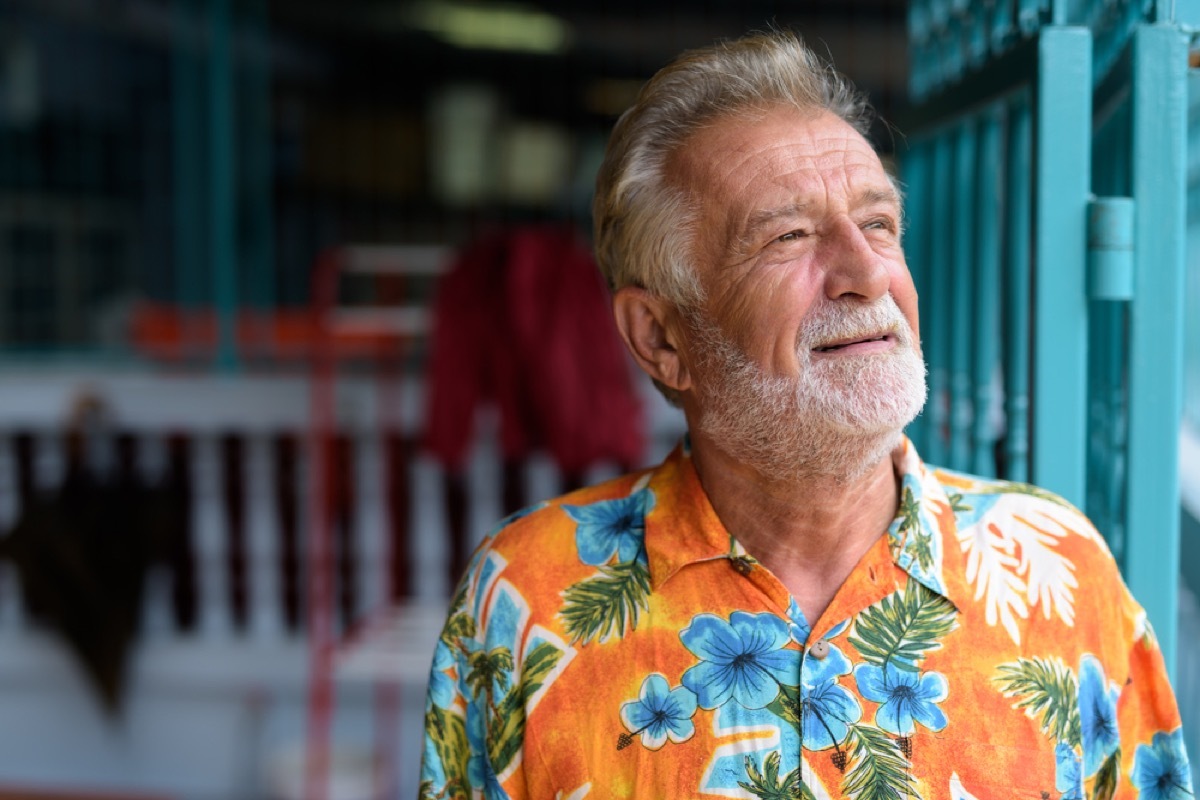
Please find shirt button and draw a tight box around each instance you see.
[730,556,754,576]
[809,639,831,659]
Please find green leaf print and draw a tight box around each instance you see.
[849,578,957,672]
[486,641,564,774]
[558,559,651,645]
[738,751,809,800]
[465,646,514,704]
[767,682,803,730]
[424,703,470,800]
[442,610,477,646]
[842,724,919,800]
[992,657,1082,748]
[894,487,921,540]
[894,488,935,572]
[1091,749,1120,800]
[945,489,972,516]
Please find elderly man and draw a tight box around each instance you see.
[420,31,1190,799]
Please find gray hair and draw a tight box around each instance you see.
[593,30,874,310]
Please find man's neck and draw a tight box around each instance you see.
[688,430,901,629]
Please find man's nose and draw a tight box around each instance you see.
[821,220,890,302]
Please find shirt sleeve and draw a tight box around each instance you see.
[419,536,531,800]
[1106,618,1193,799]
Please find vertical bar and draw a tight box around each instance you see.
[973,107,1004,477]
[246,432,284,638]
[901,139,931,451]
[1126,22,1188,674]
[1032,27,1091,507]
[990,0,1016,53]
[167,435,198,631]
[193,432,231,636]
[1019,0,1044,32]
[275,433,302,631]
[950,118,978,472]
[306,252,339,800]
[926,131,954,466]
[1085,98,1132,561]
[173,0,205,311]
[209,0,239,371]
[334,433,357,626]
[385,433,412,600]
[1103,302,1128,562]
[354,434,387,615]
[1004,95,1033,482]
[222,433,248,630]
[244,0,274,335]
[0,434,24,631]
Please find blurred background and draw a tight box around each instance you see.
[0,2,904,798]
[0,1,1194,799]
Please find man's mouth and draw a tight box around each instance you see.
[812,333,894,353]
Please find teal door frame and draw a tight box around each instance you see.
[904,5,1190,672]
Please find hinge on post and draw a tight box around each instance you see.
[1087,196,1135,301]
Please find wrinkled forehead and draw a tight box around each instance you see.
[665,108,896,256]
[669,107,887,195]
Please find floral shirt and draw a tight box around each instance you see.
[420,438,1191,800]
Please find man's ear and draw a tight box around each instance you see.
[612,287,692,394]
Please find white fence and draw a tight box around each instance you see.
[0,371,679,800]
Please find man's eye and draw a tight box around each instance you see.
[775,230,809,242]
[864,219,895,232]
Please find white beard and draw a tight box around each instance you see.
[690,295,927,483]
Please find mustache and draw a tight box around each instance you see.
[798,297,913,352]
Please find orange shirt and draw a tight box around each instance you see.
[420,439,1190,799]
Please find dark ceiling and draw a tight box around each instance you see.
[268,0,911,125]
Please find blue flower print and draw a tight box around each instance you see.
[1054,742,1083,800]
[428,639,457,709]
[1078,654,1120,777]
[1132,728,1193,800]
[563,488,654,566]
[466,701,509,800]
[854,663,948,736]
[681,611,796,710]
[799,634,860,750]
[620,674,698,750]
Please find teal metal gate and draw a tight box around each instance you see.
[902,0,1191,673]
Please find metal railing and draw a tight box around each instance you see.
[903,0,1189,671]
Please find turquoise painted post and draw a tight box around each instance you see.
[973,107,1004,478]
[951,118,978,472]
[1125,23,1188,674]
[926,131,955,466]
[1032,28,1091,508]
[172,0,206,310]
[209,0,239,372]
[1086,100,1132,563]
[901,140,932,452]
[1004,94,1033,483]
[1088,298,1128,562]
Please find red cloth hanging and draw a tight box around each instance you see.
[423,224,645,474]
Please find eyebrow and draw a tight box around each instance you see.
[742,202,811,240]
[740,185,901,242]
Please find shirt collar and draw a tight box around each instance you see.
[642,436,969,613]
